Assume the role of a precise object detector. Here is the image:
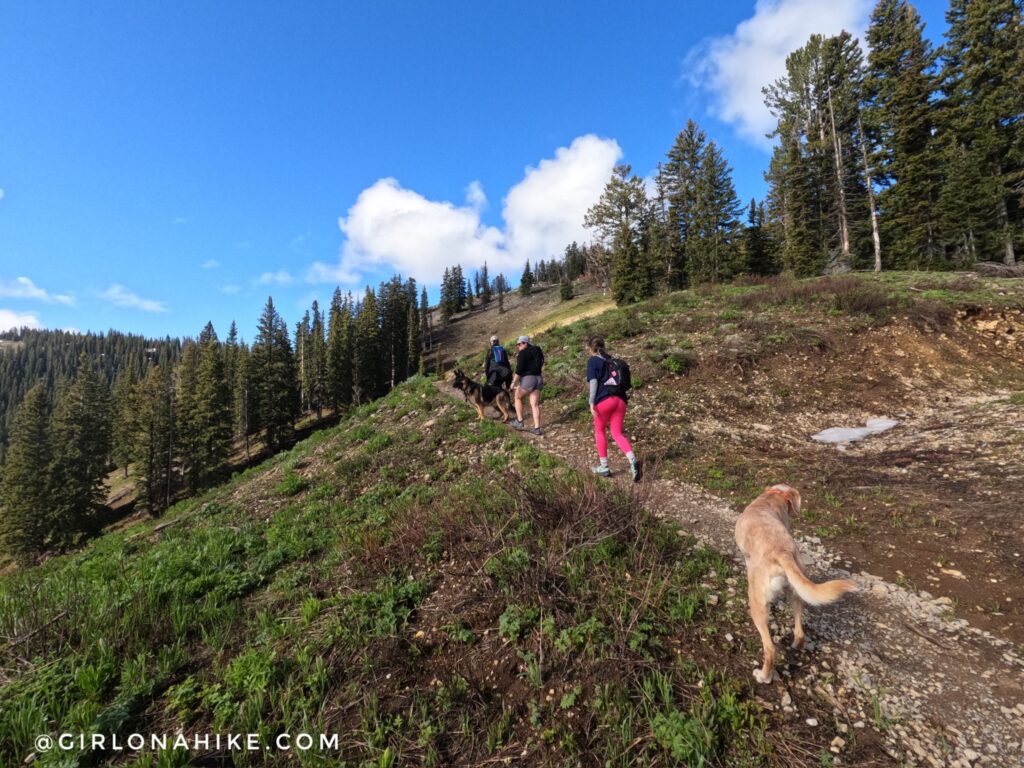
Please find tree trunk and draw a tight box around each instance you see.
[827,89,851,262]
[995,167,1016,265]
[858,116,882,272]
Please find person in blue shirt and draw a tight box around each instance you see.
[484,334,513,390]
[586,336,641,481]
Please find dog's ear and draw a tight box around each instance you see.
[787,488,801,516]
[778,484,801,516]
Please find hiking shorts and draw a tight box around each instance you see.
[518,375,543,393]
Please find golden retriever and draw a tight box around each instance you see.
[735,484,857,683]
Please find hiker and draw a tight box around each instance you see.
[510,335,543,435]
[484,334,513,391]
[586,336,641,481]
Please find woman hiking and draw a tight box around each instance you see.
[586,336,641,481]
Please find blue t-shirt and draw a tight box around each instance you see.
[586,354,618,404]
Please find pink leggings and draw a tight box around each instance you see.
[593,396,632,458]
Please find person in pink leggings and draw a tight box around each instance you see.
[586,337,641,481]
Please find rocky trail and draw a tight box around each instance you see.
[437,379,1024,767]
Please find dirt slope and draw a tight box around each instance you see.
[433,273,1024,766]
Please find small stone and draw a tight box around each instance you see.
[831,736,846,750]
[781,692,792,707]
[806,718,818,726]
[853,721,865,729]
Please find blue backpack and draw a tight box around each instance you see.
[491,345,509,366]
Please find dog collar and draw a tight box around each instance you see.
[764,487,792,501]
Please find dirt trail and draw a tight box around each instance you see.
[436,379,1024,767]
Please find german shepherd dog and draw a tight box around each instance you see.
[451,369,513,422]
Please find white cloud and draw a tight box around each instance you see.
[465,180,487,211]
[0,188,5,200]
[0,276,75,305]
[201,259,220,270]
[257,270,294,285]
[0,308,41,331]
[309,135,621,285]
[100,284,169,313]
[173,217,188,225]
[503,135,623,264]
[687,0,870,147]
[221,284,241,294]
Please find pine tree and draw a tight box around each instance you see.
[419,286,431,353]
[111,367,138,478]
[234,341,256,462]
[135,364,176,515]
[0,384,54,562]
[49,354,113,541]
[352,288,384,404]
[864,0,941,268]
[295,310,311,413]
[195,323,233,485]
[480,262,491,302]
[939,0,1023,264]
[662,121,707,287]
[308,301,327,418]
[764,33,870,275]
[175,341,202,492]
[326,289,353,410]
[252,297,299,450]
[406,283,422,377]
[688,142,744,284]
[519,260,534,297]
[744,200,777,275]
[585,164,657,304]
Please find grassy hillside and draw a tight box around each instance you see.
[0,374,889,767]
[3,270,1021,766]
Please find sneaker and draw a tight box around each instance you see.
[510,419,524,429]
[592,465,611,477]
[531,427,543,436]
[630,458,643,483]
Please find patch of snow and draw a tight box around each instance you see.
[812,418,899,444]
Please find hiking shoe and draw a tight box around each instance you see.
[531,427,543,436]
[592,465,611,477]
[510,419,524,429]
[630,458,643,483]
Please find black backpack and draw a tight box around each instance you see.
[603,355,632,398]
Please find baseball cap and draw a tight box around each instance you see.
[516,335,530,344]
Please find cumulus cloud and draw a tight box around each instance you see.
[0,276,75,305]
[0,308,42,331]
[0,188,5,200]
[687,0,870,146]
[100,284,169,313]
[503,135,623,264]
[465,180,487,211]
[308,135,621,285]
[257,270,294,286]
[201,259,220,270]
[221,284,241,295]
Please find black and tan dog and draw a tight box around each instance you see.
[450,368,512,422]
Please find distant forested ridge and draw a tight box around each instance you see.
[0,275,432,564]
[0,329,182,457]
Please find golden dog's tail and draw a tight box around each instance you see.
[780,553,858,606]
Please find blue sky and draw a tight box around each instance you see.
[0,0,949,340]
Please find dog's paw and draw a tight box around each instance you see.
[753,668,775,684]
